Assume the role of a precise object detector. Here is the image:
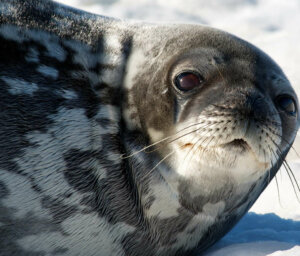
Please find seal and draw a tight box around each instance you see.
[0,0,299,255]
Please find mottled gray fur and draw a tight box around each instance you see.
[0,1,298,256]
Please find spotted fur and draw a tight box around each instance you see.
[0,1,299,256]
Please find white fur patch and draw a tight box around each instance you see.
[124,48,145,90]
[37,65,59,79]
[170,143,266,198]
[103,34,122,52]
[148,127,165,142]
[100,53,120,65]
[146,181,181,218]
[0,3,18,17]
[99,34,125,88]
[202,201,225,216]
[59,89,78,100]
[0,24,24,42]
[227,150,268,184]
[1,76,38,96]
[100,68,123,88]
[169,111,280,186]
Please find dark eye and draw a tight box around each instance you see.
[276,95,297,116]
[174,71,204,92]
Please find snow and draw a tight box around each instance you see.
[55,0,300,255]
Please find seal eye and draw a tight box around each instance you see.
[276,95,297,116]
[174,72,203,92]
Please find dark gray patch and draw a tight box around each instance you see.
[51,247,68,255]
[151,207,193,246]
[63,149,101,194]
[144,195,155,210]
[41,196,78,224]
[0,180,9,199]
[178,180,234,214]
[62,144,145,226]
[0,36,65,175]
[0,203,62,256]
[187,226,197,235]
[121,230,158,256]
[96,117,113,129]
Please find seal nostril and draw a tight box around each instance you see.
[276,95,297,116]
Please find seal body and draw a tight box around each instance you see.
[0,1,299,256]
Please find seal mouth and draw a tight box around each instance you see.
[179,138,270,167]
[181,139,250,150]
[222,139,250,150]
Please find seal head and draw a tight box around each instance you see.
[123,25,299,253]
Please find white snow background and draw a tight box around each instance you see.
[55,0,300,255]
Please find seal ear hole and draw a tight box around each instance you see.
[276,95,297,116]
[174,71,204,92]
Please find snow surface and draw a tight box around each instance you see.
[55,0,300,255]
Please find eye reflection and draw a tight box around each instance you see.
[174,72,203,92]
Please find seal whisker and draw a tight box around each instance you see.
[269,144,300,203]
[211,58,226,83]
[267,146,274,184]
[144,121,216,154]
[143,150,176,179]
[182,133,213,172]
[283,160,300,203]
[257,117,299,133]
[121,136,173,159]
[180,122,224,170]
[178,125,215,171]
[267,145,282,205]
[274,175,283,207]
[256,119,300,160]
[121,120,216,159]
[182,123,227,173]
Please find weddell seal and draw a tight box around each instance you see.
[0,0,299,255]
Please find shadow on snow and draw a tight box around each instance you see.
[203,212,300,255]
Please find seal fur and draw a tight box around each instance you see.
[0,1,299,255]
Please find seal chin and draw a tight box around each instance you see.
[219,138,271,168]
